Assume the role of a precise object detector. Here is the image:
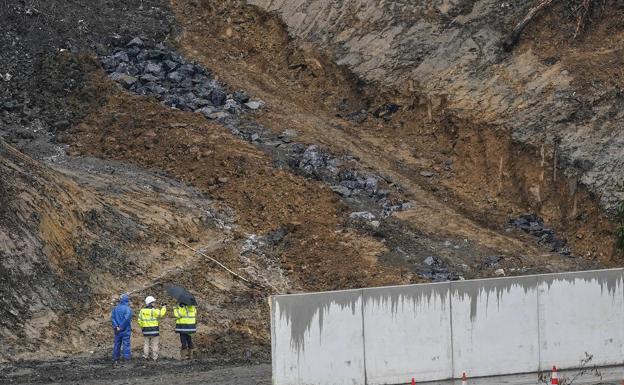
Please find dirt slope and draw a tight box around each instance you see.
[0,0,621,366]
[248,0,624,213]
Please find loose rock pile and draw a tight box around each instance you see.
[288,144,411,217]
[224,120,413,220]
[100,37,263,120]
[422,255,461,282]
[101,39,410,231]
[510,214,570,255]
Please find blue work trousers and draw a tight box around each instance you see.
[112,331,131,360]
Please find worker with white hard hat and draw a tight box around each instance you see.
[137,295,166,360]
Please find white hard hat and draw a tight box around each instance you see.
[145,296,156,306]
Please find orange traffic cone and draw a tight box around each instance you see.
[462,372,468,385]
[551,366,559,385]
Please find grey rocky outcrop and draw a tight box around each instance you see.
[249,0,624,213]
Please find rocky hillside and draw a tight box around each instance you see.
[0,0,622,362]
[250,0,624,212]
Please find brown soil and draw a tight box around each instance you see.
[69,83,406,291]
[3,0,622,367]
[519,2,624,92]
[168,0,618,264]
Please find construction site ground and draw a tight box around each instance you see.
[1,0,624,381]
[3,359,624,385]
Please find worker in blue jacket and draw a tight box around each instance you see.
[111,293,133,365]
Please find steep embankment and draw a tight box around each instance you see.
[249,0,624,212]
[236,0,623,260]
[0,138,240,359]
[0,0,622,363]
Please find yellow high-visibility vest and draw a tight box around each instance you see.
[137,306,166,336]
[174,305,197,334]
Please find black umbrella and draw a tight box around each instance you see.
[166,285,197,306]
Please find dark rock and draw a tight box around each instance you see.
[349,211,376,220]
[195,99,211,107]
[127,37,144,47]
[376,189,389,199]
[233,90,250,103]
[301,145,327,171]
[136,50,148,62]
[115,63,134,75]
[340,180,359,190]
[127,46,141,57]
[267,227,288,245]
[101,56,119,70]
[338,169,358,182]
[224,99,242,113]
[330,185,351,197]
[113,51,129,63]
[110,73,137,88]
[163,60,178,71]
[196,87,212,98]
[198,106,215,117]
[180,78,193,89]
[145,83,166,95]
[145,62,163,76]
[167,71,184,83]
[211,89,227,106]
[365,177,378,192]
[346,109,368,123]
[147,49,166,59]
[140,74,160,83]
[178,63,196,76]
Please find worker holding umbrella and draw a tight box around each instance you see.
[167,285,198,359]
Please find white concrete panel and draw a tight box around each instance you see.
[538,269,624,370]
[363,283,452,384]
[271,289,365,385]
[450,276,540,378]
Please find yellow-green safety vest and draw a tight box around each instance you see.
[137,306,166,336]
[174,305,197,334]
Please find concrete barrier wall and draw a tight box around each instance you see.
[271,289,365,385]
[450,275,540,378]
[363,283,452,384]
[537,270,624,369]
[271,269,624,385]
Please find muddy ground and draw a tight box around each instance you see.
[0,358,271,385]
[0,0,623,376]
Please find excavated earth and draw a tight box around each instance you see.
[0,0,623,383]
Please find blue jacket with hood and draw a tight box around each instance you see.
[111,293,132,334]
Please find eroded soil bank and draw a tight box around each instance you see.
[0,0,622,367]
